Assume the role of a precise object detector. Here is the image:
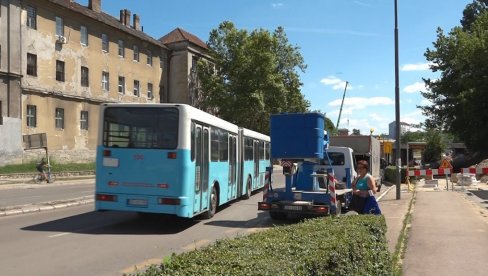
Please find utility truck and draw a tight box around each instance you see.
[330,135,383,192]
[258,113,355,219]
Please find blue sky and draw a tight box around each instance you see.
[79,0,472,135]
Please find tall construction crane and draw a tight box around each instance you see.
[335,81,349,129]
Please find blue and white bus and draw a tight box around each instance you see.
[95,103,270,218]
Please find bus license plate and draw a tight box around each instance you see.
[127,199,148,207]
[284,205,302,211]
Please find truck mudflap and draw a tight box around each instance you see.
[258,201,331,216]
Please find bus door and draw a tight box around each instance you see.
[193,124,210,214]
[229,135,237,199]
[253,140,259,189]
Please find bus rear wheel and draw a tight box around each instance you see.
[202,186,218,219]
[242,177,252,199]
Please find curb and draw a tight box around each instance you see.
[0,196,94,217]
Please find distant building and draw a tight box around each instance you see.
[0,0,210,165]
[388,121,411,139]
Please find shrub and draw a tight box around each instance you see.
[384,166,416,183]
[135,216,391,276]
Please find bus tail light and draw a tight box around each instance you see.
[157,183,169,188]
[103,150,111,157]
[108,181,118,187]
[158,198,180,205]
[96,194,118,202]
[167,152,177,159]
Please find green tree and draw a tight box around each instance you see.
[401,131,427,144]
[422,129,446,163]
[352,129,361,136]
[197,21,310,134]
[421,0,488,155]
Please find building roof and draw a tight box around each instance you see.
[46,0,167,49]
[159,28,208,50]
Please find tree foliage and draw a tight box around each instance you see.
[421,0,488,155]
[196,21,310,134]
[422,130,447,163]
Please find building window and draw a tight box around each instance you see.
[55,16,64,37]
[27,53,37,76]
[147,83,153,99]
[56,60,65,82]
[133,45,139,62]
[81,66,89,87]
[80,111,88,130]
[26,6,37,29]
[133,80,140,96]
[118,76,125,94]
[80,25,88,46]
[102,71,109,91]
[147,51,152,66]
[55,108,64,129]
[26,105,37,127]
[102,33,109,52]
[160,55,164,69]
[118,40,124,57]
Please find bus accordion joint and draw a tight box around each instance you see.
[96,194,117,202]
[157,183,169,188]
[158,198,180,205]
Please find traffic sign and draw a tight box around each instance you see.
[383,142,392,154]
[439,158,453,169]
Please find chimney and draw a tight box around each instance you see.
[119,10,126,24]
[133,14,141,31]
[124,9,131,26]
[88,0,101,13]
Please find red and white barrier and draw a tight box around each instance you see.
[462,167,488,175]
[408,169,452,177]
[263,171,270,201]
[328,173,337,210]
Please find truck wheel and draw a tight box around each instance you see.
[270,211,287,220]
[242,177,252,199]
[202,186,218,219]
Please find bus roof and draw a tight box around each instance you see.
[241,128,270,142]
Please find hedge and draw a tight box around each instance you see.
[384,166,417,183]
[135,215,392,276]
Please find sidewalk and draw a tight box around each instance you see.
[402,184,488,275]
[378,183,414,253]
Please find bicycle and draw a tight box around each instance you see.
[33,165,56,183]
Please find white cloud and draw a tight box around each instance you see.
[328,97,394,109]
[401,62,432,71]
[420,99,432,105]
[401,109,424,127]
[320,76,356,91]
[271,3,283,8]
[369,113,385,122]
[403,82,427,93]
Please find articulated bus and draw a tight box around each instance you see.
[95,103,270,218]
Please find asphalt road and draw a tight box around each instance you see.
[0,171,289,276]
[0,192,281,275]
[0,182,94,209]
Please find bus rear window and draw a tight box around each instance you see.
[103,107,179,149]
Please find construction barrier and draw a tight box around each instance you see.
[327,173,337,212]
[408,168,451,177]
[462,167,488,174]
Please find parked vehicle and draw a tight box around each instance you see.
[258,112,354,219]
[330,135,383,191]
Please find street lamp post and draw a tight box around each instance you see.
[394,0,401,200]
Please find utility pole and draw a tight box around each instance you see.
[336,81,349,129]
[394,0,401,200]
